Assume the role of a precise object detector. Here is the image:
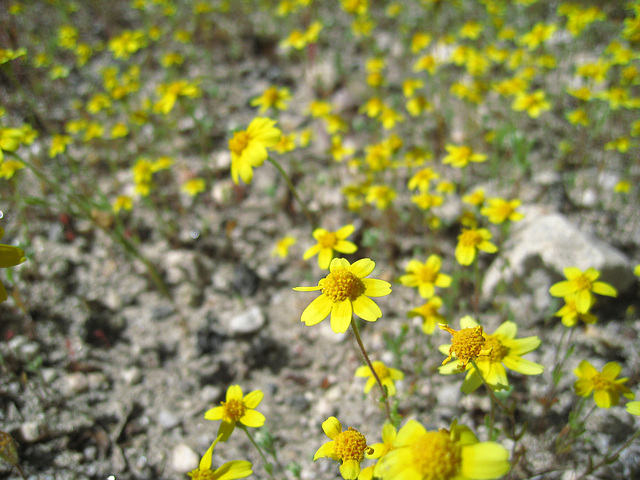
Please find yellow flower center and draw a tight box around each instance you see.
[222,398,246,422]
[591,373,615,392]
[229,131,250,156]
[416,264,437,283]
[441,325,487,370]
[333,427,369,463]
[457,146,472,160]
[413,430,461,480]
[321,268,365,303]
[189,469,215,480]
[479,335,509,363]
[263,87,279,104]
[318,231,338,248]
[373,362,390,380]
[573,274,592,292]
[459,229,482,247]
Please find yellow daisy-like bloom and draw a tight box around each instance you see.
[626,401,640,416]
[399,255,452,299]
[480,198,524,224]
[442,145,487,168]
[250,86,291,114]
[314,416,372,480]
[554,296,597,327]
[355,361,404,396]
[439,317,544,393]
[455,227,497,266]
[375,419,510,480]
[271,236,297,258]
[181,178,206,197]
[407,167,439,191]
[204,385,265,441]
[549,267,617,314]
[112,195,133,214]
[439,323,491,371]
[303,224,357,270]
[293,258,391,334]
[188,434,253,480]
[0,160,24,180]
[408,296,446,334]
[0,226,26,303]
[512,90,551,118]
[573,360,635,409]
[228,118,281,185]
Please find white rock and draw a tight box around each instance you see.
[170,443,199,473]
[228,305,265,335]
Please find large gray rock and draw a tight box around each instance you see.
[482,205,634,321]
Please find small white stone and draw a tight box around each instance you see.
[170,443,199,473]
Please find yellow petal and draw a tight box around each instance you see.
[339,459,361,480]
[330,299,353,333]
[348,258,375,278]
[601,362,621,380]
[301,294,332,326]
[213,460,253,480]
[322,416,342,439]
[362,278,391,297]
[502,355,544,375]
[352,295,382,322]
[243,390,263,409]
[240,409,265,428]
[335,224,355,239]
[204,406,225,420]
[594,389,617,408]
[461,442,510,479]
[227,385,243,401]
[313,440,335,460]
[318,248,333,269]
[592,281,617,297]
[493,321,517,339]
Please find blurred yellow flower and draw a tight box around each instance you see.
[250,86,291,114]
[0,160,25,180]
[294,258,391,334]
[204,385,265,441]
[181,178,206,196]
[512,90,551,118]
[304,224,357,269]
[228,117,281,185]
[455,227,497,265]
[0,226,26,303]
[549,267,617,314]
[408,296,446,334]
[112,195,133,214]
[272,236,296,258]
[355,361,404,396]
[399,255,451,298]
[574,360,634,408]
[480,198,524,224]
[442,145,487,168]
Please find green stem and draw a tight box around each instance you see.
[241,426,278,480]
[350,318,392,423]
[266,156,316,229]
[575,429,640,480]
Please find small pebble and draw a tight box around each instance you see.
[170,443,199,473]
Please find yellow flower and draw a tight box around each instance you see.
[314,417,371,480]
[613,180,631,194]
[518,22,557,50]
[0,226,26,303]
[512,90,551,118]
[361,423,397,480]
[204,385,265,441]
[375,419,510,480]
[626,401,640,416]
[250,86,291,114]
[554,296,597,327]
[442,145,487,168]
[407,168,439,191]
[294,258,391,334]
[228,118,281,185]
[366,185,396,210]
[355,361,404,396]
[112,195,133,214]
[574,360,634,408]
[410,32,431,53]
[566,108,590,126]
[188,434,252,480]
[272,236,296,258]
[303,225,357,270]
[329,135,354,162]
[0,160,25,180]
[308,100,332,118]
[462,187,485,206]
[411,191,443,211]
[480,198,524,224]
[439,317,544,392]
[111,123,129,139]
[182,178,206,196]
[413,54,438,74]
[406,96,432,116]
[154,80,201,114]
[439,322,492,371]
[399,255,451,299]
[455,227,497,266]
[108,30,146,59]
[0,128,24,161]
[549,267,617,314]
[459,21,483,39]
[408,296,446,334]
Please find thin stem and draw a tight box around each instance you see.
[15,464,28,480]
[241,427,278,480]
[470,359,509,412]
[266,156,316,229]
[350,318,392,423]
[574,429,640,480]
